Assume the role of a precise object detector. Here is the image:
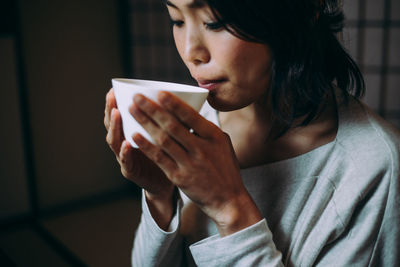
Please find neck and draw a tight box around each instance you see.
[219,95,338,168]
[219,103,274,168]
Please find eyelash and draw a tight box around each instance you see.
[169,19,223,31]
[170,19,184,28]
[205,21,224,31]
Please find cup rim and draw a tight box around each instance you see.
[112,78,208,93]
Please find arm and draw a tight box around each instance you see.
[130,91,262,236]
[132,190,184,267]
[104,89,186,266]
[190,219,283,267]
[130,92,284,266]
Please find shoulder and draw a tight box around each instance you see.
[320,96,400,233]
[323,94,400,214]
[361,102,400,155]
[334,95,400,177]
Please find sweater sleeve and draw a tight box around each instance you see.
[189,219,284,267]
[131,190,184,267]
[131,102,218,267]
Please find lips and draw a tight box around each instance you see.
[196,78,226,91]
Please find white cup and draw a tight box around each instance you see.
[112,78,209,148]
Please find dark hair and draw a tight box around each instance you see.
[205,0,365,131]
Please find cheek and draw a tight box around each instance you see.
[236,43,272,72]
[221,41,272,83]
[173,30,186,61]
[213,37,246,67]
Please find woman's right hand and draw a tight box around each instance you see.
[104,89,175,229]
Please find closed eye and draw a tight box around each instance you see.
[169,18,224,31]
[170,19,184,28]
[204,21,224,31]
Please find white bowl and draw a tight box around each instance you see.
[112,78,209,148]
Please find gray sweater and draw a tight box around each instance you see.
[132,93,400,266]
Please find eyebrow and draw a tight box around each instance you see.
[164,0,206,9]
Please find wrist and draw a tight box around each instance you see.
[145,187,178,230]
[145,186,175,202]
[215,192,262,237]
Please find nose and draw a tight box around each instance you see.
[182,28,210,65]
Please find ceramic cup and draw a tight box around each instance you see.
[112,78,209,148]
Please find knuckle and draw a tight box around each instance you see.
[133,110,147,123]
[157,133,171,147]
[165,121,179,135]
[156,132,172,147]
[145,104,157,116]
[171,170,185,185]
[192,148,207,161]
[120,167,130,179]
[153,149,165,164]
[120,153,127,164]
[167,98,180,110]
[120,155,134,175]
[106,135,120,155]
[180,110,193,123]
[134,115,144,124]
[172,105,191,123]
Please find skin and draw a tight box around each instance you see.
[104,0,337,236]
[167,0,272,112]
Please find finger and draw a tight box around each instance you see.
[118,140,149,179]
[130,99,190,163]
[132,132,177,179]
[106,108,124,155]
[158,91,218,139]
[104,89,117,129]
[118,140,135,178]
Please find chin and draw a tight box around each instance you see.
[207,94,246,112]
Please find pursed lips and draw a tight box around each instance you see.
[196,78,227,91]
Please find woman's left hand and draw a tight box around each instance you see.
[129,91,262,236]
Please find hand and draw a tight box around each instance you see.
[130,92,262,236]
[104,89,175,229]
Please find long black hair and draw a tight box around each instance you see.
[206,0,365,130]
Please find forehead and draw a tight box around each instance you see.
[164,0,207,9]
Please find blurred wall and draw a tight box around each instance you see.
[0,37,30,220]
[342,0,400,127]
[130,0,192,83]
[0,0,130,223]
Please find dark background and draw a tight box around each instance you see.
[0,0,399,266]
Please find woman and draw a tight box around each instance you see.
[104,0,400,266]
